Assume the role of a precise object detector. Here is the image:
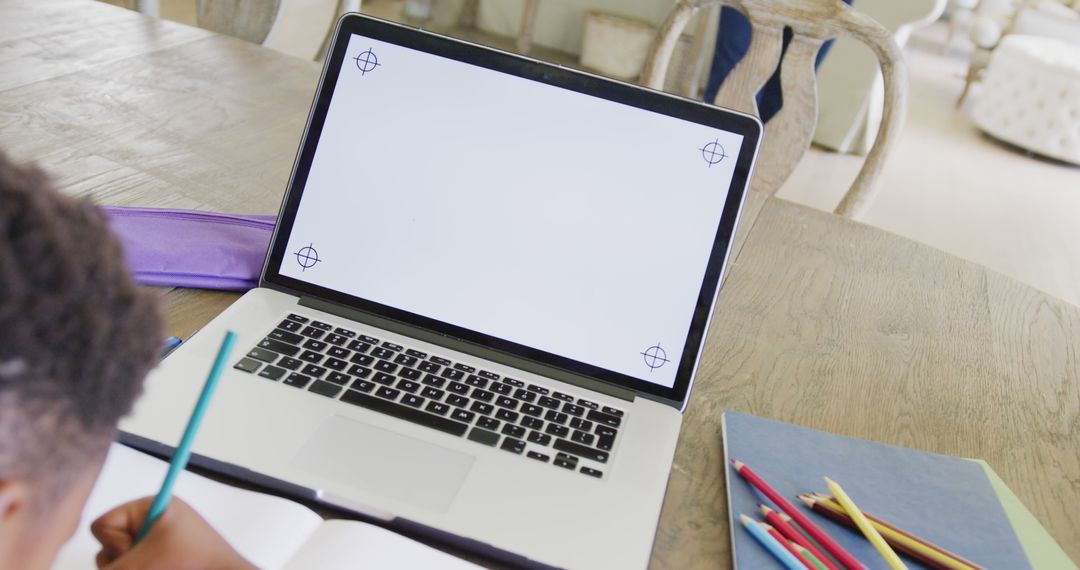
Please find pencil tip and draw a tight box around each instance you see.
[823,476,837,486]
[798,495,816,507]
[759,504,772,515]
[732,459,745,469]
[739,513,752,525]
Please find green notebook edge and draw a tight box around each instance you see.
[970,459,1078,570]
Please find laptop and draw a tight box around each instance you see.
[120,13,761,569]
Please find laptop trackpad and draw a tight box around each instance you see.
[292,415,474,513]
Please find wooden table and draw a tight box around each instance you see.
[3,2,1078,567]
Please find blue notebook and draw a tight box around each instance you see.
[723,412,1030,569]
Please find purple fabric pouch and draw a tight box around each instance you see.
[102,206,276,291]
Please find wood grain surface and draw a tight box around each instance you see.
[2,1,1077,567]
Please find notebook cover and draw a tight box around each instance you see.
[722,411,1031,569]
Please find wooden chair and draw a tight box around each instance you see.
[641,0,908,218]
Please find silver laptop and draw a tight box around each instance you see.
[121,14,761,569]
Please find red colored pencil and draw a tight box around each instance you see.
[762,505,840,570]
[731,460,865,570]
[763,522,818,569]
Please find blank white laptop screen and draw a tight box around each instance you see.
[278,34,744,389]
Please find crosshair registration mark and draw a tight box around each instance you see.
[353,48,380,75]
[699,139,727,167]
[294,244,321,271]
[641,343,669,372]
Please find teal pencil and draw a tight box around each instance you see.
[136,330,237,542]
[740,514,809,570]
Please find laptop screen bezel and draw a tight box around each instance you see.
[262,14,761,406]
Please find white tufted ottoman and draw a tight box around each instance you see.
[970,35,1080,164]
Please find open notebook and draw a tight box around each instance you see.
[53,443,480,570]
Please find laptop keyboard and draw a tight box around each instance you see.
[231,313,624,479]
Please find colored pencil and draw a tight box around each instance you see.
[762,505,840,570]
[763,522,819,569]
[778,512,846,570]
[136,331,237,542]
[740,514,809,570]
[824,478,907,570]
[801,494,981,570]
[731,460,865,569]
[795,543,830,570]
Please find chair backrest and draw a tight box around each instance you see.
[641,0,908,218]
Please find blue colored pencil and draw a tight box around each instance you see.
[136,330,237,542]
[740,514,809,570]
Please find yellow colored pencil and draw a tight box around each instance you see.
[825,477,908,570]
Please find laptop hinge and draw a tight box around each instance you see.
[299,296,636,403]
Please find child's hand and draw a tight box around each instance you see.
[90,496,256,570]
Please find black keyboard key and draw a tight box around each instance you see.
[595,425,617,438]
[376,386,400,400]
[446,394,469,408]
[470,401,494,415]
[429,356,451,366]
[406,348,427,359]
[527,384,549,395]
[441,368,465,381]
[422,374,446,388]
[247,347,278,363]
[349,353,374,366]
[268,328,304,344]
[495,396,517,410]
[454,363,476,373]
[554,439,609,463]
[286,313,309,323]
[554,457,576,470]
[359,334,379,344]
[500,437,525,454]
[327,346,350,359]
[340,390,468,437]
[284,373,311,388]
[570,418,594,431]
[545,424,569,438]
[465,375,487,388]
[347,340,371,353]
[501,424,526,438]
[479,370,500,380]
[425,401,450,415]
[421,386,444,400]
[467,427,499,446]
[471,389,494,402]
[602,406,624,417]
[348,365,372,379]
[563,403,585,417]
[521,404,543,417]
[580,467,603,478]
[503,377,524,387]
[446,381,470,395]
[451,408,475,423]
[259,338,300,357]
[527,451,550,462]
[544,410,568,424]
[521,416,544,430]
[311,320,333,331]
[278,356,303,370]
[302,363,327,377]
[586,409,622,428]
[309,380,342,398]
[303,339,328,351]
[528,431,552,446]
[539,396,561,409]
[394,353,419,367]
[399,367,422,381]
[334,327,356,337]
[371,347,394,359]
[577,399,599,410]
[571,430,595,446]
[597,433,615,451]
[258,365,286,380]
[324,358,348,371]
[553,391,574,402]
[381,341,404,351]
[234,358,261,373]
[418,361,441,374]
[495,408,519,422]
[299,350,324,363]
[477,417,500,431]
[401,394,425,408]
[397,380,420,393]
[372,372,395,386]
[490,382,513,395]
[351,379,375,393]
[324,333,348,346]
[278,319,303,332]
[327,372,351,385]
[300,326,325,339]
[514,389,537,403]
[374,360,398,374]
